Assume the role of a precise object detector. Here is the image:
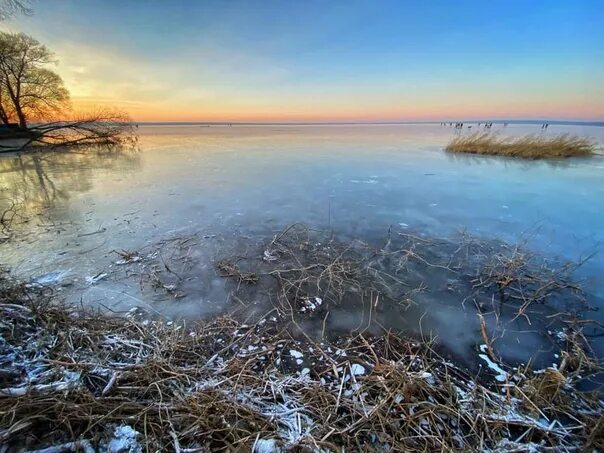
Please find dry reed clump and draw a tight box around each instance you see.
[217,260,259,284]
[219,224,590,334]
[514,328,604,450]
[470,243,585,313]
[264,224,377,314]
[1,267,602,452]
[446,133,595,159]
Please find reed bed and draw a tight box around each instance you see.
[1,237,602,452]
[446,133,595,159]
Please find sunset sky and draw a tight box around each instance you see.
[6,0,604,122]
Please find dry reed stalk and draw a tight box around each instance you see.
[446,133,595,159]
[217,260,259,284]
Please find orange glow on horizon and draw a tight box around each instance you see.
[70,96,604,123]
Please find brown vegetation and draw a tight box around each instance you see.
[446,133,595,159]
[217,260,259,284]
[0,265,602,451]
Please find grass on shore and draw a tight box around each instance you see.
[1,225,603,453]
[446,133,595,159]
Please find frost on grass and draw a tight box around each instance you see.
[1,282,601,452]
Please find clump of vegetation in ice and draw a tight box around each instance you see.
[446,133,596,159]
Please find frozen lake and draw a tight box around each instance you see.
[2,123,603,368]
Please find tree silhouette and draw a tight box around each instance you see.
[0,32,69,128]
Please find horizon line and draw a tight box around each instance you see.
[132,119,604,127]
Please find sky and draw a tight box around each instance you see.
[5,0,604,122]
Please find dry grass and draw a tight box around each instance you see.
[446,133,595,159]
[470,243,585,317]
[265,224,377,314]
[217,260,259,285]
[1,247,602,452]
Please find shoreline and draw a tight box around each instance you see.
[1,222,603,451]
[3,221,602,371]
[1,281,602,451]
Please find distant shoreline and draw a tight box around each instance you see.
[135,120,604,127]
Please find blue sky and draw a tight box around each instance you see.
[7,0,604,121]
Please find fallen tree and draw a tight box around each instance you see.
[0,109,137,153]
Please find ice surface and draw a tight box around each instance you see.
[2,124,604,369]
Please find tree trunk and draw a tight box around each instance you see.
[0,105,9,124]
[15,107,26,128]
[0,79,9,124]
[4,78,27,128]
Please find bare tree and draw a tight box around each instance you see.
[0,32,135,153]
[0,0,32,21]
[0,32,69,128]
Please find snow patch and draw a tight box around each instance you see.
[106,425,141,453]
[254,438,279,453]
[289,350,303,359]
[30,269,71,286]
[420,371,436,385]
[263,250,278,262]
[350,364,366,376]
[299,296,322,313]
[478,348,508,382]
[86,273,108,285]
